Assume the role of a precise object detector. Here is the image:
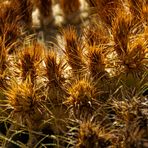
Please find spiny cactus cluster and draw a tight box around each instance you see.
[0,0,148,147]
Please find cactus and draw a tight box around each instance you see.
[0,0,147,147]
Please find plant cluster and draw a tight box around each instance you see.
[0,0,147,147]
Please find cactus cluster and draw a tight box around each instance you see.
[0,0,147,147]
